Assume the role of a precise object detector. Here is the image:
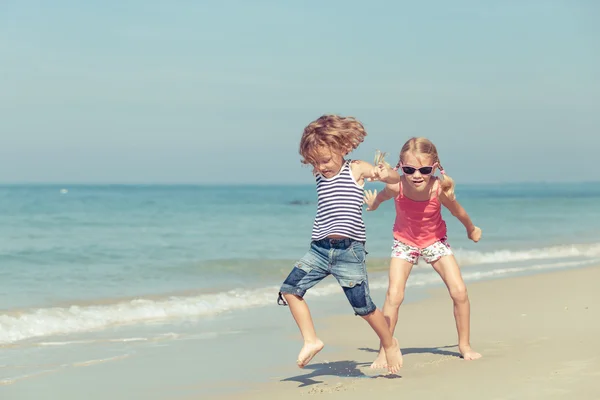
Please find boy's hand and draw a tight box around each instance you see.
[376,164,390,180]
[468,226,482,242]
[364,189,379,211]
[368,164,389,182]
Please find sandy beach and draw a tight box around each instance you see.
[214,265,600,400]
[2,264,598,400]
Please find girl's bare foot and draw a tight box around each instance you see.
[383,338,403,374]
[297,339,324,368]
[459,345,482,360]
[369,346,388,369]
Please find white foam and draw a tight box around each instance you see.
[0,256,597,345]
[38,340,94,346]
[0,288,279,344]
[454,242,600,266]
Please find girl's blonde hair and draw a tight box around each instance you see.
[299,114,367,167]
[397,137,456,200]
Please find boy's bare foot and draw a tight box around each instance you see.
[370,346,388,369]
[297,339,324,368]
[459,345,482,360]
[383,338,402,374]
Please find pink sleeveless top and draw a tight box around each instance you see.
[393,178,447,248]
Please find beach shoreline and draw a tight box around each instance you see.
[2,264,598,400]
[210,264,600,400]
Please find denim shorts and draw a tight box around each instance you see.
[278,238,377,316]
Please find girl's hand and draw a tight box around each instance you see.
[364,189,379,211]
[468,226,482,242]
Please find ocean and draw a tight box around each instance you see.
[1,182,599,395]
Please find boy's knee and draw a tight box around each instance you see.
[355,304,377,317]
[341,281,376,316]
[278,291,304,306]
[357,308,377,319]
[278,287,306,301]
[278,265,314,303]
[283,292,303,301]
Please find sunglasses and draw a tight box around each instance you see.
[400,163,436,175]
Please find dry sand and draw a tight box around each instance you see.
[215,265,600,400]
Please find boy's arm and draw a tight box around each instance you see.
[439,192,482,242]
[352,160,401,185]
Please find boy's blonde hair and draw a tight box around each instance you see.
[398,137,456,201]
[299,115,367,167]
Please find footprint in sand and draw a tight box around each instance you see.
[306,382,353,394]
[414,355,455,369]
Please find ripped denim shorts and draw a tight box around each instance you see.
[278,237,376,316]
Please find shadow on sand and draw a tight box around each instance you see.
[358,343,462,358]
[282,344,461,387]
[281,359,399,387]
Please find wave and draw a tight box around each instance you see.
[1,257,597,345]
[454,242,600,266]
[0,288,277,344]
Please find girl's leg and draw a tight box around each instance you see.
[430,255,482,360]
[370,257,413,368]
[282,293,324,368]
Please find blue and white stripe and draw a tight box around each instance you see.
[311,160,366,241]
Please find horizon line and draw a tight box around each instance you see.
[1,180,599,186]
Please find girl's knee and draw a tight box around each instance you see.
[449,285,468,303]
[386,288,405,307]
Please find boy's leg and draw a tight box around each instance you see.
[332,240,402,374]
[279,243,329,368]
[430,254,482,360]
[371,257,413,369]
[360,310,402,374]
[282,293,325,368]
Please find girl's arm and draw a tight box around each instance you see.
[364,184,398,211]
[439,192,482,242]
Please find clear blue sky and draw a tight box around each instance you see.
[1,0,598,184]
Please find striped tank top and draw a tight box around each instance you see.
[311,160,367,242]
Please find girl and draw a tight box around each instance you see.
[278,114,402,374]
[364,137,482,368]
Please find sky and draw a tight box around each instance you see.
[1,0,599,184]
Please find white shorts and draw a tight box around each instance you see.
[391,237,453,264]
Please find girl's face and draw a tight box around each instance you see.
[400,151,437,191]
[313,146,345,178]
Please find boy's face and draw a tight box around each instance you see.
[313,146,345,178]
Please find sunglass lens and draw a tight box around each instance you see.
[419,167,433,175]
